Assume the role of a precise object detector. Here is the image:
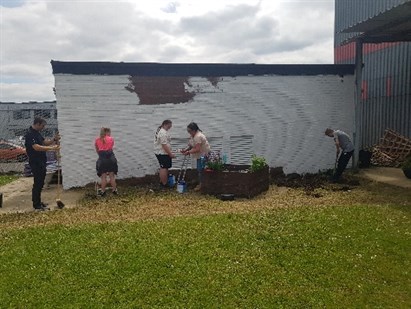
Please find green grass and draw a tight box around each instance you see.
[0,174,18,186]
[0,204,410,307]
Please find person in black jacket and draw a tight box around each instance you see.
[24,117,60,211]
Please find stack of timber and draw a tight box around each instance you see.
[371,129,411,167]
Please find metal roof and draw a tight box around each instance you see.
[341,1,411,43]
[50,61,355,76]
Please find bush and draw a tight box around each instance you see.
[250,155,267,173]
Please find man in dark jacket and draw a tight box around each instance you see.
[24,117,60,211]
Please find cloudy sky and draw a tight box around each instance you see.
[0,0,335,102]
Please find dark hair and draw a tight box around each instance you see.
[155,119,172,141]
[33,117,46,125]
[187,122,201,132]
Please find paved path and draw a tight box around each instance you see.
[358,167,411,189]
[0,177,84,214]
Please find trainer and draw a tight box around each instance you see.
[24,117,60,211]
[325,128,354,182]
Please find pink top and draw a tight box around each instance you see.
[95,136,114,151]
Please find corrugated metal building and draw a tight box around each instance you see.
[51,61,355,189]
[335,0,411,148]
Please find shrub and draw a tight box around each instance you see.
[250,155,267,173]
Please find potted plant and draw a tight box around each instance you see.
[250,154,268,173]
[201,154,269,198]
[401,155,411,179]
[205,151,224,172]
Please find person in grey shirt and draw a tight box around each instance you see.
[325,128,354,182]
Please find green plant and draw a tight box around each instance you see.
[250,155,267,172]
[0,174,18,186]
[206,151,224,171]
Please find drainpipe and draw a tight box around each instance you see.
[353,38,363,170]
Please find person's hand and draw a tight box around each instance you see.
[52,145,60,151]
[170,153,176,159]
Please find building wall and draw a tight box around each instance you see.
[0,101,58,140]
[335,0,411,147]
[55,74,355,189]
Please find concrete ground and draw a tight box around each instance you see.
[0,176,84,214]
[358,167,411,189]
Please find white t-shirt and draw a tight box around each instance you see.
[154,128,171,155]
[189,131,211,159]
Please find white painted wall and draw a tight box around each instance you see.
[54,74,355,189]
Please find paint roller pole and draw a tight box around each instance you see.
[353,38,363,170]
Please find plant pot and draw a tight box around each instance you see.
[402,168,411,179]
[201,164,269,198]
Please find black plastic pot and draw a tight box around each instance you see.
[403,168,411,179]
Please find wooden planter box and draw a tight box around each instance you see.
[201,164,269,198]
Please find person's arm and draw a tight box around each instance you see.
[32,144,59,152]
[334,137,341,156]
[187,143,201,155]
[162,144,175,158]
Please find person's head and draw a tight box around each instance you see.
[33,117,46,131]
[161,119,172,131]
[100,127,111,139]
[187,122,200,137]
[325,128,334,137]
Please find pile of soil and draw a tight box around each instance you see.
[270,167,360,192]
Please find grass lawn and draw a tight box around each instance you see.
[0,180,410,307]
[0,174,18,187]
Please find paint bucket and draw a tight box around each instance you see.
[168,174,175,187]
[177,181,187,193]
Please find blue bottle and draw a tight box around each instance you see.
[168,174,175,187]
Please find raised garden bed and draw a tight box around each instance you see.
[201,164,269,198]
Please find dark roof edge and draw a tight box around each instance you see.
[0,101,56,105]
[50,61,355,76]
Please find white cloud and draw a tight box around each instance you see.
[0,0,335,102]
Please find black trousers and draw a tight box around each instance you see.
[30,161,46,209]
[334,150,354,180]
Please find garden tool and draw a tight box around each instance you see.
[55,134,65,209]
[176,154,189,193]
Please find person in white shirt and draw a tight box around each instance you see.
[154,120,175,188]
[182,122,211,191]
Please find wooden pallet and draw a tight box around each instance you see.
[371,129,411,167]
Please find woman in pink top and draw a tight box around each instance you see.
[95,127,118,196]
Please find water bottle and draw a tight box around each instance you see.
[222,154,228,164]
[168,174,175,187]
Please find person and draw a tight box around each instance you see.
[325,128,354,182]
[154,119,175,189]
[182,122,211,191]
[24,117,60,211]
[95,127,118,196]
